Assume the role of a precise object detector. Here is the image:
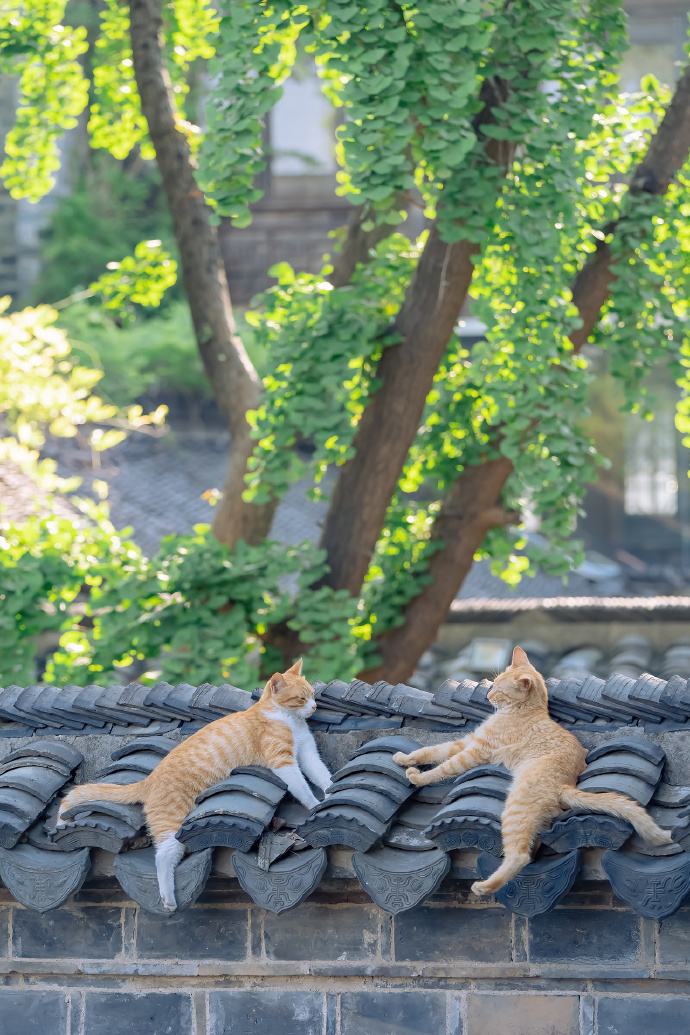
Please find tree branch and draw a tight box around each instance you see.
[315,78,517,598]
[364,62,690,683]
[128,0,274,545]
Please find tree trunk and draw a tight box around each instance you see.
[359,458,514,683]
[315,226,481,596]
[128,0,274,546]
[314,76,516,598]
[365,62,690,683]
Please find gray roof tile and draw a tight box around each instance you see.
[232,846,327,914]
[113,846,212,915]
[352,844,450,914]
[0,842,91,912]
[602,847,690,918]
[476,849,580,915]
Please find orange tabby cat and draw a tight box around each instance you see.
[394,647,673,896]
[57,660,331,911]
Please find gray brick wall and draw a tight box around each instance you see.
[0,877,688,1034]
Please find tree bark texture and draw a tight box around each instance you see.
[128,0,275,546]
[315,83,516,597]
[364,62,690,683]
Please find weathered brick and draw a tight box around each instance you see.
[340,990,453,1035]
[659,907,690,965]
[263,904,378,961]
[596,996,690,1034]
[0,909,9,958]
[466,993,579,1035]
[394,905,511,963]
[0,990,67,1034]
[529,909,641,965]
[209,990,323,1035]
[12,907,122,959]
[136,907,248,961]
[84,992,192,1035]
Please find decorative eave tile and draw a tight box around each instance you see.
[602,847,690,918]
[232,846,327,914]
[0,843,90,912]
[352,845,450,914]
[476,849,580,916]
[113,847,212,914]
[540,810,633,852]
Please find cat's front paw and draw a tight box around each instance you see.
[471,880,494,897]
[160,894,177,913]
[393,752,412,766]
[406,767,424,785]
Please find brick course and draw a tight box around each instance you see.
[0,877,686,1033]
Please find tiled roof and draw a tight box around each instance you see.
[0,731,687,918]
[450,595,690,618]
[1,678,690,919]
[4,667,690,738]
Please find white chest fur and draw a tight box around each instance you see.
[264,703,333,798]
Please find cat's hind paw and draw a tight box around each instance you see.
[471,880,495,897]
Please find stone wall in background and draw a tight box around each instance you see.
[0,877,689,1035]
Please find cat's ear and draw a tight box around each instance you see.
[512,646,530,667]
[269,672,287,694]
[286,658,303,676]
[517,673,534,691]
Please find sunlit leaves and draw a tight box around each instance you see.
[90,240,178,318]
[0,2,88,199]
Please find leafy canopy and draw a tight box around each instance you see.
[1,0,690,685]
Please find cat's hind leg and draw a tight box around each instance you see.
[471,775,559,896]
[154,833,185,912]
[146,795,192,912]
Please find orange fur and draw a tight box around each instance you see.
[57,660,329,910]
[393,646,673,896]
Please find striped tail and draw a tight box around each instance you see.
[57,778,148,823]
[559,787,673,846]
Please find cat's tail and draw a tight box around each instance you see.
[559,787,673,845]
[57,778,148,825]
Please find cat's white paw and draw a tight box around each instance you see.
[160,895,177,913]
[471,880,493,897]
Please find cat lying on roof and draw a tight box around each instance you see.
[57,659,331,912]
[394,646,673,897]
